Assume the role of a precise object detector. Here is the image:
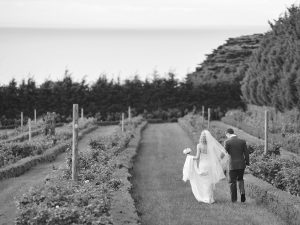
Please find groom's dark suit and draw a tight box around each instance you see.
[224,135,249,202]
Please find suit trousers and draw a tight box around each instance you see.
[228,169,245,202]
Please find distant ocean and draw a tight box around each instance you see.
[0,27,267,85]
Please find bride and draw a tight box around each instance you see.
[183,130,229,203]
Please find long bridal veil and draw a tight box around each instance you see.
[183,130,229,203]
[183,130,229,186]
[203,130,229,185]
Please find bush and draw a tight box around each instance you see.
[249,148,300,196]
[16,180,112,225]
[0,139,54,168]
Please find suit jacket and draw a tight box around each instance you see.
[224,136,249,170]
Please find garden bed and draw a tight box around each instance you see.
[0,118,96,169]
[0,128,43,144]
[222,106,300,155]
[0,124,98,181]
[15,116,145,224]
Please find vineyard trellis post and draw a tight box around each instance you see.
[21,112,23,131]
[264,110,268,154]
[81,108,84,120]
[121,113,124,132]
[72,104,79,181]
[128,106,131,122]
[28,119,32,142]
[34,109,37,125]
[208,108,211,130]
[202,106,205,125]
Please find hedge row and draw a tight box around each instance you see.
[15,117,145,224]
[248,145,300,196]
[0,137,55,168]
[0,128,43,144]
[178,115,300,225]
[0,125,98,181]
[110,121,147,225]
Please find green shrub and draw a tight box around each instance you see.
[0,140,54,168]
[16,180,112,225]
[247,143,300,197]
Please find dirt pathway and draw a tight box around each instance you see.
[132,123,286,225]
[0,125,117,225]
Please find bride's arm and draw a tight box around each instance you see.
[193,144,201,160]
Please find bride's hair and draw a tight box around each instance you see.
[199,131,207,145]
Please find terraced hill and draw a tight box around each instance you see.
[187,34,263,85]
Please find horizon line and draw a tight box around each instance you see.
[0,24,269,31]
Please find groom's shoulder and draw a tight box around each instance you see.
[227,136,245,143]
[237,137,246,142]
[236,137,246,144]
[224,138,232,145]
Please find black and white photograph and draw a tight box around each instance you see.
[0,0,299,224]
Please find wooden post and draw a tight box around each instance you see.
[208,108,211,130]
[34,109,37,125]
[121,113,124,132]
[52,112,56,135]
[28,119,32,142]
[128,106,131,121]
[264,110,268,154]
[202,106,205,124]
[21,112,23,131]
[81,108,84,119]
[72,104,79,181]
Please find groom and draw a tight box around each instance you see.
[224,128,249,203]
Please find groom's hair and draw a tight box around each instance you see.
[226,128,234,134]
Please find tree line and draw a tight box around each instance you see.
[0,70,244,126]
[241,5,300,112]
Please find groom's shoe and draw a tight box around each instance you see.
[241,194,246,203]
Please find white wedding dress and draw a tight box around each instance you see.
[183,130,229,204]
[183,154,215,203]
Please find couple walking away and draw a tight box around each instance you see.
[183,128,249,203]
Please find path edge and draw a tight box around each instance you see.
[110,121,148,225]
[178,118,300,225]
[0,125,98,181]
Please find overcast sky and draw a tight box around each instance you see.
[0,0,299,29]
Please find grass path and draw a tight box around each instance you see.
[132,123,286,225]
[0,125,117,225]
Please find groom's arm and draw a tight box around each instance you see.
[243,141,250,166]
[224,140,230,154]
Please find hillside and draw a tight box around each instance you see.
[187,34,263,85]
[241,5,300,112]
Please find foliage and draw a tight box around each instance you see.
[16,117,142,224]
[16,180,112,225]
[241,5,300,112]
[0,70,245,124]
[0,137,55,168]
[187,34,262,85]
[222,105,300,154]
[182,113,227,143]
[249,145,300,196]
